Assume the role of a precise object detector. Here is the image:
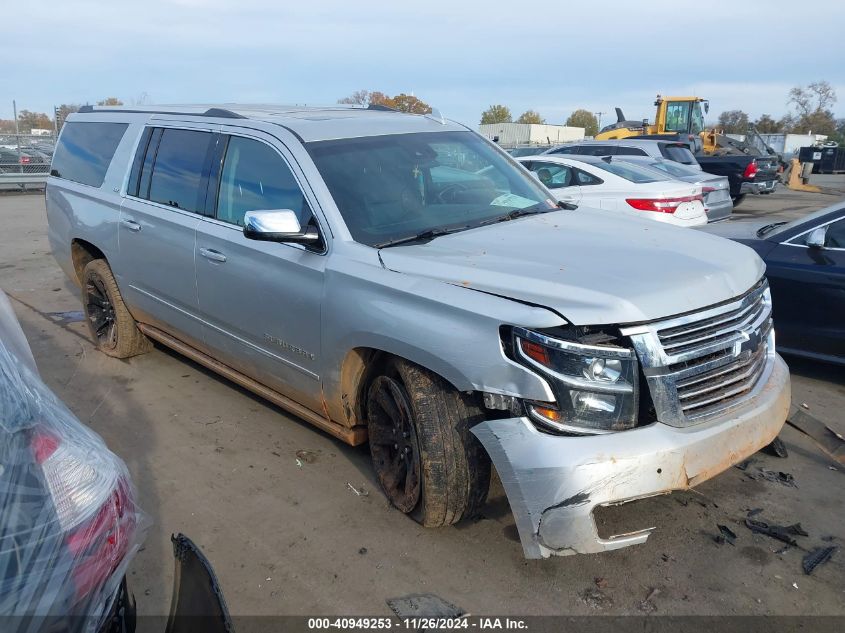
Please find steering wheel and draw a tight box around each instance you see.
[436,182,472,204]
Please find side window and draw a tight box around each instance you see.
[616,146,648,156]
[575,169,603,186]
[529,162,572,189]
[550,145,579,155]
[148,129,214,212]
[579,145,617,156]
[216,136,312,228]
[825,218,845,248]
[50,121,128,187]
[664,101,691,133]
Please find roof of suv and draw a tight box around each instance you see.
[73,104,470,142]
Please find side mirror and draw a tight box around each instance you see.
[806,226,827,249]
[243,209,320,244]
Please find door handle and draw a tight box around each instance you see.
[121,219,142,232]
[199,247,227,263]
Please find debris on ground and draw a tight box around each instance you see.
[358,547,368,555]
[295,449,320,464]
[637,587,660,613]
[745,517,808,546]
[735,458,755,471]
[743,467,797,487]
[801,403,809,410]
[802,546,838,575]
[746,508,764,517]
[346,482,369,497]
[786,407,845,466]
[715,524,737,546]
[386,594,464,619]
[579,587,613,610]
[594,577,608,589]
[762,436,789,458]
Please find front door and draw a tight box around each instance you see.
[194,130,326,411]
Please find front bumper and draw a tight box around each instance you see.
[740,179,778,195]
[471,354,790,559]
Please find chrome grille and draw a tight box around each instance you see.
[621,280,775,427]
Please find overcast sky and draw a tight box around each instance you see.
[4,0,844,128]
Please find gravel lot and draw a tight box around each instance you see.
[1,180,844,617]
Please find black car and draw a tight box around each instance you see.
[702,205,845,364]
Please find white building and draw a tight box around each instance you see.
[478,123,585,148]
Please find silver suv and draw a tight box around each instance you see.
[46,105,790,558]
[545,138,701,167]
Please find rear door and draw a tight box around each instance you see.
[118,125,218,346]
[194,128,326,411]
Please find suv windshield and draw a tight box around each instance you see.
[590,160,662,183]
[308,131,556,247]
[660,144,698,165]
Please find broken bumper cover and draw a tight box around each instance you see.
[472,354,790,559]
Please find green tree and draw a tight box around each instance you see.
[753,114,780,134]
[565,109,598,136]
[716,110,749,134]
[516,110,545,124]
[480,105,512,125]
[97,97,123,106]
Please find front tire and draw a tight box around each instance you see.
[82,259,151,358]
[366,358,490,527]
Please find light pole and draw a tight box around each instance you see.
[594,111,605,131]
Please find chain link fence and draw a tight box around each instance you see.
[0,133,54,190]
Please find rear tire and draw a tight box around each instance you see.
[81,259,151,358]
[366,358,491,527]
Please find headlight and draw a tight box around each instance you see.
[513,327,639,434]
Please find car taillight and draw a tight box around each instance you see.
[743,161,758,179]
[19,156,31,164]
[625,194,703,214]
[30,428,136,602]
[701,186,716,193]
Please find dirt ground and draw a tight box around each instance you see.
[1,181,844,617]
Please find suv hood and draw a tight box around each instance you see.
[379,209,764,325]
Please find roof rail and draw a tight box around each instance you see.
[367,103,397,112]
[74,105,245,119]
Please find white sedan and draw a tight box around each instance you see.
[517,154,707,227]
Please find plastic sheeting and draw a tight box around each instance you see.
[0,290,148,632]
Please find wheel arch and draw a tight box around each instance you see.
[71,239,107,285]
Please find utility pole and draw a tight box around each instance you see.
[53,106,59,137]
[594,111,605,130]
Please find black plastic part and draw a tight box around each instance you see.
[165,534,233,633]
[803,546,838,575]
[367,103,398,112]
[203,108,246,119]
[762,436,789,458]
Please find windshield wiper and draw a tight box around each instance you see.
[756,221,787,237]
[478,205,557,227]
[375,225,470,249]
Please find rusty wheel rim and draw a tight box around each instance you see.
[367,375,421,513]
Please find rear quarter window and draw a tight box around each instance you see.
[50,122,128,187]
[660,144,697,165]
